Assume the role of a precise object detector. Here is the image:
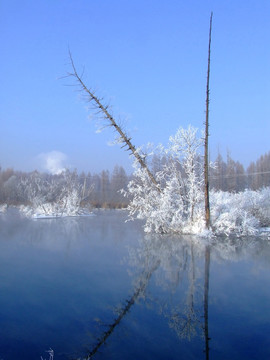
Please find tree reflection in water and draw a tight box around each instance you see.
[78,233,268,360]
[84,261,160,359]
[204,245,210,360]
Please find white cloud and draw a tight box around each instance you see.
[38,151,68,175]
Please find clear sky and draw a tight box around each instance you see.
[1,0,269,174]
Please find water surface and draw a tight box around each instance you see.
[0,209,269,359]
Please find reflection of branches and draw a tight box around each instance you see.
[129,235,204,342]
[167,242,201,340]
[83,261,160,359]
[41,348,54,360]
[72,231,269,360]
[169,306,199,340]
[129,234,195,295]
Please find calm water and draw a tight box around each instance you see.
[0,209,270,360]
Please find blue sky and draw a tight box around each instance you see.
[1,0,269,174]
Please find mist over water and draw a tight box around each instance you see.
[0,210,269,359]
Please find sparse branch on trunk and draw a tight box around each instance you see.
[67,52,160,191]
[204,12,213,229]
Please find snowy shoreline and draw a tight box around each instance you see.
[0,204,94,219]
[0,203,269,239]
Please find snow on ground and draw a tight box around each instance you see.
[0,204,7,213]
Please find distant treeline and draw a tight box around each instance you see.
[149,150,270,192]
[209,151,270,192]
[0,151,269,208]
[0,165,131,208]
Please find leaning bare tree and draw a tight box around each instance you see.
[204,12,213,229]
[67,12,213,231]
[67,52,159,191]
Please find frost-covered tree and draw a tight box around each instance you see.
[123,126,270,236]
[210,152,227,191]
[247,151,270,190]
[110,165,129,207]
[18,171,51,209]
[124,126,206,234]
[18,170,92,217]
[169,126,204,224]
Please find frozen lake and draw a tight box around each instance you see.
[0,209,270,359]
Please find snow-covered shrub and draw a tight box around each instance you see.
[0,204,7,213]
[17,172,49,208]
[124,126,206,234]
[57,188,82,216]
[209,189,270,236]
[237,188,270,227]
[210,191,259,236]
[17,170,92,218]
[169,126,204,222]
[124,125,270,237]
[257,188,270,226]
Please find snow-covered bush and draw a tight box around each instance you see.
[210,188,270,236]
[124,126,206,234]
[124,125,270,237]
[0,203,7,213]
[17,170,92,218]
[239,188,270,227]
[210,191,259,236]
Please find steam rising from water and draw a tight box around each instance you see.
[38,151,68,175]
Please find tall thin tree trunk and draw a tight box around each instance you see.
[204,12,213,229]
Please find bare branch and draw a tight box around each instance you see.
[67,51,160,190]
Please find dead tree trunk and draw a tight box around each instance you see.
[68,52,160,192]
[204,12,213,229]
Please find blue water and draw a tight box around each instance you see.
[0,209,269,359]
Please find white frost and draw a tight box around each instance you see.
[123,126,270,237]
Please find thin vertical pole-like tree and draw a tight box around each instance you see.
[204,12,213,229]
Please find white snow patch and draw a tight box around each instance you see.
[0,204,7,213]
